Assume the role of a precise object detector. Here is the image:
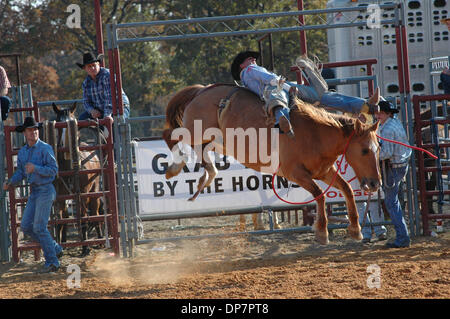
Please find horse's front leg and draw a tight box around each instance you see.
[287,165,328,244]
[321,168,363,241]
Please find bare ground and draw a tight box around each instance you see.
[0,216,449,299]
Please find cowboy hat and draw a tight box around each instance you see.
[231,51,260,81]
[15,116,41,132]
[378,100,399,114]
[440,17,450,24]
[76,51,104,69]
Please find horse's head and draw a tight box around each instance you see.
[52,102,77,122]
[345,119,381,193]
[51,102,78,160]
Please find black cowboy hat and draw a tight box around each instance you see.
[231,51,260,81]
[76,51,104,69]
[15,116,41,132]
[378,100,399,114]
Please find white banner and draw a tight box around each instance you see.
[134,140,378,216]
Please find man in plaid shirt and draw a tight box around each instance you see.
[77,52,130,120]
[375,100,411,248]
[0,65,11,121]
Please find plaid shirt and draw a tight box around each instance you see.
[378,117,412,164]
[0,66,11,92]
[82,67,129,117]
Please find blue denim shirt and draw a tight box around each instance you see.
[9,139,58,186]
[82,67,130,117]
[241,64,281,99]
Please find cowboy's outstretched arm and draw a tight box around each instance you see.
[245,65,280,85]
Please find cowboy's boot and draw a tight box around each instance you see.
[295,55,329,98]
[359,87,380,123]
[273,106,295,139]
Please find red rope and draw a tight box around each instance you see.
[271,131,355,205]
[376,134,437,159]
[272,131,437,205]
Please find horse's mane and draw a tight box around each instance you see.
[290,97,356,136]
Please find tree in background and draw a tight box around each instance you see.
[1,0,329,136]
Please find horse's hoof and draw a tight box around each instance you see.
[273,223,282,230]
[254,225,266,231]
[348,225,363,241]
[165,172,174,179]
[315,231,329,245]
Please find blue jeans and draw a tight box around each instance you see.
[383,165,410,246]
[274,106,290,124]
[286,81,366,114]
[1,95,11,121]
[78,105,130,121]
[357,201,387,239]
[20,184,62,267]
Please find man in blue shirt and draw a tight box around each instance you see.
[3,117,62,272]
[77,52,130,120]
[231,51,380,137]
[375,101,411,248]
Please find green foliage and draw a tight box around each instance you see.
[0,0,330,136]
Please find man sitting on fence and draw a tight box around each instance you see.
[77,51,131,122]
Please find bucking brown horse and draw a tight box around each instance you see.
[162,84,381,244]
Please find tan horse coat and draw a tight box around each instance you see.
[163,84,381,244]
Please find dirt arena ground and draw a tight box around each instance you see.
[0,215,449,299]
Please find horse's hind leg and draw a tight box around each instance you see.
[321,168,362,241]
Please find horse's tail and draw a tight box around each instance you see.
[165,84,205,129]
